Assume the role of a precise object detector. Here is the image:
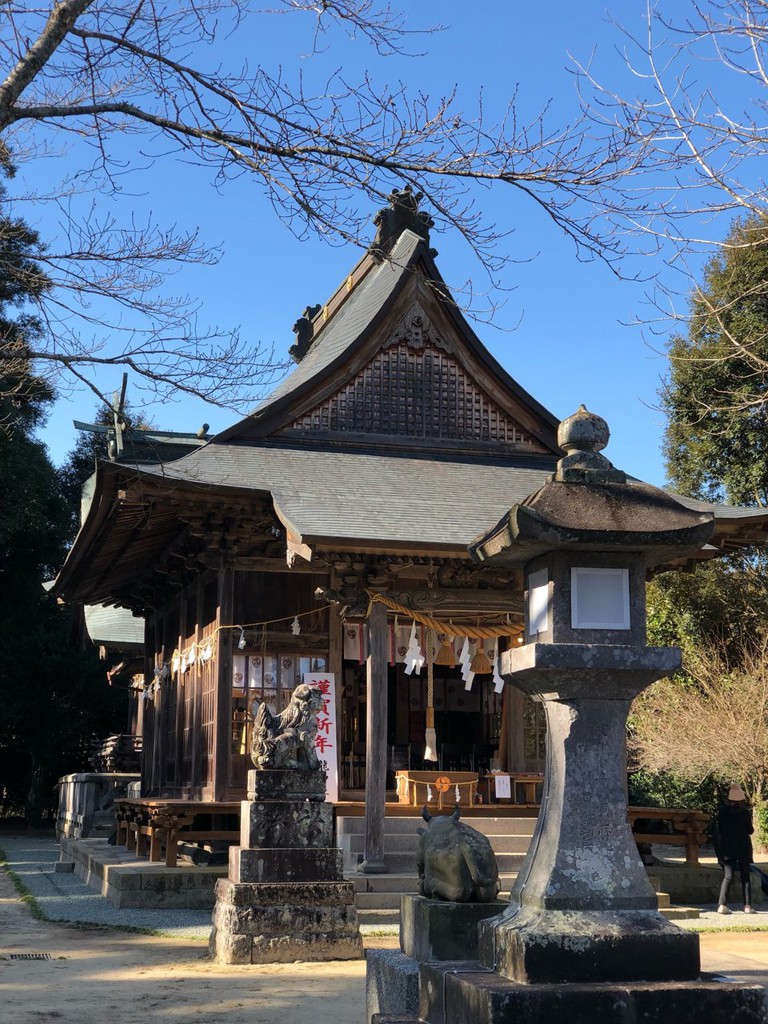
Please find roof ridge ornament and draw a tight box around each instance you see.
[555,405,627,484]
[369,185,437,260]
[289,303,322,363]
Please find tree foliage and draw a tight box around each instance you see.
[630,640,768,811]
[647,555,768,660]
[0,214,123,823]
[661,215,768,506]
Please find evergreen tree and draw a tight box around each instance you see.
[0,212,123,824]
[662,214,768,507]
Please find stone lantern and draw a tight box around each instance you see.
[427,406,768,1022]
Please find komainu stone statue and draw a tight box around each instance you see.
[250,683,325,770]
[417,805,500,903]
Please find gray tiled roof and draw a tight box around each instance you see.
[139,444,768,550]
[140,444,555,547]
[671,491,768,518]
[245,230,423,421]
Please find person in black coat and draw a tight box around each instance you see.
[714,783,755,915]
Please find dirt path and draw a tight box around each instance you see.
[5,863,768,1023]
[0,867,371,1024]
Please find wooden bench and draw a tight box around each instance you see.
[628,806,710,866]
[115,799,240,867]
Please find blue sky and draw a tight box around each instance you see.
[19,2,726,487]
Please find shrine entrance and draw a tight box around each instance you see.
[340,660,507,796]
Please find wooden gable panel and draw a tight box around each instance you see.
[281,298,551,454]
[285,339,541,449]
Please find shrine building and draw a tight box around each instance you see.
[53,190,768,862]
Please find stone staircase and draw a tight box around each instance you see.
[337,813,700,925]
[337,814,537,925]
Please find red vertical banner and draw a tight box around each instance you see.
[304,671,338,802]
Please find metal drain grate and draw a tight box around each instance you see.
[10,953,52,960]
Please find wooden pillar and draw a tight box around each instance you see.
[361,598,388,873]
[139,614,154,797]
[190,576,204,797]
[174,587,188,797]
[328,574,344,797]
[213,565,235,802]
[506,686,525,773]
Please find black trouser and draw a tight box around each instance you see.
[719,860,752,906]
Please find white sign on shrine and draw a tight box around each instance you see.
[304,671,339,802]
[494,773,512,800]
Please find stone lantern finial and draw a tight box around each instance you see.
[555,405,626,485]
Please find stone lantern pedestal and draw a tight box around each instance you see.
[477,643,700,986]
[382,407,768,1024]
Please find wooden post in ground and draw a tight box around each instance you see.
[361,598,388,873]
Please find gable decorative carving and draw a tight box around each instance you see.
[382,301,452,354]
[285,336,547,451]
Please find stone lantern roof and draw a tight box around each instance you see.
[469,406,715,568]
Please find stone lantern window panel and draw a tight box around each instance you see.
[570,566,630,631]
[526,568,550,640]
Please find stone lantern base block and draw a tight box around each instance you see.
[210,878,363,964]
[400,894,507,962]
[419,961,767,1024]
[478,908,700,984]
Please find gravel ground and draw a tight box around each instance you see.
[4,833,768,937]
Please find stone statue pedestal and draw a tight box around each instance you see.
[366,893,506,1024]
[210,769,362,964]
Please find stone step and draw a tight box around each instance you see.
[349,871,519,894]
[356,890,698,921]
[660,906,701,921]
[357,890,416,911]
[352,878,518,910]
[346,849,527,874]
[357,907,401,926]
[341,832,533,855]
[336,814,538,838]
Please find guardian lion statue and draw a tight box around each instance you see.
[250,683,325,770]
[417,805,500,902]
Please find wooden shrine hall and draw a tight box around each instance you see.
[53,189,768,870]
